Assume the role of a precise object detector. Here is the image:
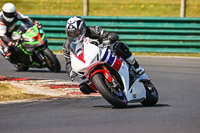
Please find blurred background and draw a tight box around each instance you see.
[0,0,200,17]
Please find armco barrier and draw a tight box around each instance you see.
[28,15,200,53]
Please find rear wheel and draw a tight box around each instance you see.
[92,73,127,108]
[43,48,61,72]
[141,81,158,106]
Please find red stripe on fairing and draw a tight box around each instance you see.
[112,58,122,71]
[73,46,85,63]
[36,31,44,45]
[77,52,85,63]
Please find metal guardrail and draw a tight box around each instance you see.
[28,15,200,53]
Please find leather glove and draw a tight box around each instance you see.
[102,39,110,46]
[99,39,110,48]
[8,41,18,48]
[69,70,77,81]
[65,62,72,76]
[34,21,42,29]
[65,62,77,81]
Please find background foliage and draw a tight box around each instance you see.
[0,0,200,17]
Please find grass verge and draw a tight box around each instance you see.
[0,83,51,102]
[0,0,199,17]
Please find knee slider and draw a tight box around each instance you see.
[79,83,94,94]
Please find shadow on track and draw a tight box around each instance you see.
[93,104,170,109]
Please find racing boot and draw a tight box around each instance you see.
[126,54,148,80]
[4,52,11,60]
[3,47,12,61]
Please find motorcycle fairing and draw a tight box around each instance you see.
[20,26,47,53]
[100,48,122,72]
[20,42,45,53]
[18,44,33,55]
[70,37,146,103]
[126,78,146,102]
[22,26,47,44]
[71,38,100,73]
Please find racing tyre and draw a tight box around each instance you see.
[43,48,61,72]
[141,81,158,106]
[92,73,127,108]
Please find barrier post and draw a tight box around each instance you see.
[180,0,186,17]
[83,0,89,16]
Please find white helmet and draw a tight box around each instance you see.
[2,3,16,22]
[65,16,86,43]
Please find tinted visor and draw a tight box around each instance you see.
[3,11,16,18]
[67,29,81,39]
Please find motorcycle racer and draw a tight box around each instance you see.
[63,16,146,94]
[0,3,41,60]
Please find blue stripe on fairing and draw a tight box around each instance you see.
[107,53,115,66]
[82,44,84,56]
[101,48,109,61]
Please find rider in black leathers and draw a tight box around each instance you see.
[0,3,40,60]
[63,16,145,94]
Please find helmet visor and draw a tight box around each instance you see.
[67,29,81,40]
[3,11,16,18]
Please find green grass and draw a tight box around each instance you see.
[0,0,199,17]
[0,83,50,101]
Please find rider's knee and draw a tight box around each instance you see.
[111,42,132,59]
[79,82,95,94]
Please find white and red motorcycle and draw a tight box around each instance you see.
[70,37,158,108]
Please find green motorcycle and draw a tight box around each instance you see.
[10,23,61,72]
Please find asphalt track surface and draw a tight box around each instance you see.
[0,54,200,133]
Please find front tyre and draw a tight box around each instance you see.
[141,81,158,106]
[92,73,127,108]
[43,48,61,72]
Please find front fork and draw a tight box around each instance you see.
[34,49,46,65]
[90,65,112,82]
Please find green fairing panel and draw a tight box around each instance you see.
[20,26,46,53]
[19,44,33,55]
[23,26,38,38]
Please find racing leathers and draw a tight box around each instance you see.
[0,11,34,59]
[63,26,143,94]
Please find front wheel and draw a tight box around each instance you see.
[43,48,61,72]
[141,81,158,106]
[92,73,127,108]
